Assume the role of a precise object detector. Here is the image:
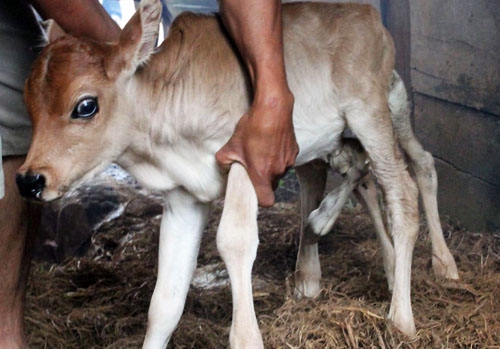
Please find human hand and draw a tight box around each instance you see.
[216,94,299,207]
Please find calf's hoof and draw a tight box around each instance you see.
[388,307,417,338]
[293,277,321,299]
[432,253,459,280]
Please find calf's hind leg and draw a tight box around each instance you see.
[347,103,419,337]
[389,73,458,280]
[409,149,458,279]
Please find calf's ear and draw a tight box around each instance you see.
[41,19,66,43]
[106,0,162,79]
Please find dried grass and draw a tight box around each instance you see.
[26,201,500,348]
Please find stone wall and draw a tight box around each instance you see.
[410,0,500,231]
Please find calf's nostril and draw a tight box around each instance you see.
[16,173,46,200]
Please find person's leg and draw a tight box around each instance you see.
[0,155,38,349]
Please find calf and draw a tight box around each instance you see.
[16,0,450,347]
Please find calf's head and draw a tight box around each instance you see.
[16,0,162,201]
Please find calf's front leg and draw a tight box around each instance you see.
[217,163,263,349]
[143,189,210,349]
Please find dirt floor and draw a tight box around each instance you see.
[26,198,500,348]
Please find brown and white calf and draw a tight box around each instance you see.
[16,0,456,347]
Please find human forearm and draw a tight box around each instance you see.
[219,0,292,103]
[216,0,298,207]
[30,0,120,42]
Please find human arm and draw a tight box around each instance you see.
[216,0,299,207]
[30,0,121,42]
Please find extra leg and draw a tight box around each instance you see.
[307,139,369,237]
[347,102,419,337]
[300,140,395,291]
[354,174,395,290]
[216,163,262,349]
[143,190,210,349]
[294,160,328,298]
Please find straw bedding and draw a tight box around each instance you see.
[26,197,500,348]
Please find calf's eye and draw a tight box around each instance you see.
[71,97,99,119]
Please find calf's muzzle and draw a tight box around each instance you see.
[16,172,46,200]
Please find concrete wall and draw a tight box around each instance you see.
[410,0,500,231]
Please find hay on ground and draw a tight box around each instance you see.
[26,201,500,348]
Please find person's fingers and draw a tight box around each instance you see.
[218,144,275,206]
[215,139,244,170]
[289,144,300,167]
[251,175,275,207]
[214,110,299,207]
[248,162,281,207]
